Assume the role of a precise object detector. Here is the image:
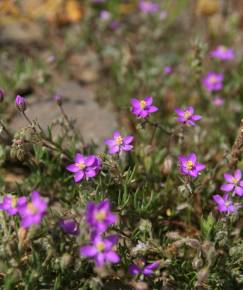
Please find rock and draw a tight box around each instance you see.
[10,82,117,149]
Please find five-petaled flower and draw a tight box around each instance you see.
[178,153,205,178]
[105,131,134,155]
[131,96,158,119]
[66,153,102,183]
[211,46,234,61]
[220,169,243,196]
[175,106,202,126]
[202,72,224,92]
[213,193,235,214]
[0,195,27,216]
[129,261,159,276]
[18,191,47,229]
[86,199,117,233]
[80,233,120,267]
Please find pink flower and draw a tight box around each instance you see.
[0,195,27,216]
[131,96,158,119]
[164,66,172,75]
[211,46,234,61]
[175,106,202,126]
[220,169,243,196]
[129,261,159,276]
[178,153,205,178]
[139,0,159,14]
[212,96,224,107]
[213,194,235,214]
[18,191,47,229]
[66,154,102,183]
[105,131,133,155]
[80,233,120,267]
[202,72,224,92]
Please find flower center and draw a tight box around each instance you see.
[116,136,123,145]
[11,197,17,208]
[140,100,146,109]
[96,241,105,252]
[225,201,231,207]
[185,160,194,170]
[219,46,226,53]
[77,162,86,170]
[27,202,37,214]
[232,178,238,184]
[95,210,106,221]
[209,76,217,84]
[184,111,191,119]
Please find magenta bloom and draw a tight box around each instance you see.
[0,195,27,216]
[54,94,62,106]
[18,191,47,229]
[0,88,4,102]
[175,106,201,126]
[100,10,111,21]
[105,131,133,155]
[202,72,224,92]
[86,199,117,233]
[139,0,159,14]
[213,194,235,214]
[66,154,102,183]
[15,95,26,112]
[211,46,234,61]
[164,66,172,75]
[131,96,158,119]
[220,169,243,196]
[59,219,80,236]
[212,96,224,107]
[80,233,120,267]
[178,153,205,178]
[129,261,159,276]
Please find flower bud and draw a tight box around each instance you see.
[0,89,4,102]
[60,253,73,270]
[15,95,26,112]
[53,94,62,106]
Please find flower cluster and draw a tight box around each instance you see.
[66,153,101,182]
[80,200,119,267]
[0,191,47,228]
[213,169,242,214]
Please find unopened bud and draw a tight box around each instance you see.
[60,253,73,270]
[15,95,26,112]
[53,94,62,106]
[161,156,173,174]
[0,89,4,102]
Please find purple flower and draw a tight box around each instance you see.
[212,96,224,107]
[54,94,62,106]
[129,261,159,276]
[139,1,159,14]
[202,72,224,92]
[100,10,111,21]
[0,195,27,216]
[86,199,117,233]
[59,219,80,235]
[175,106,202,126]
[105,131,133,155]
[131,96,158,119]
[80,233,120,267]
[0,88,4,102]
[159,11,167,20]
[220,169,243,196]
[109,20,120,30]
[178,153,205,178]
[15,95,26,112]
[18,191,47,229]
[211,46,235,61]
[213,194,235,214]
[66,154,102,183]
[164,66,172,75]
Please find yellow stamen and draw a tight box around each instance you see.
[232,178,238,184]
[140,100,146,109]
[96,242,105,252]
[219,45,226,52]
[209,76,217,84]
[116,136,123,145]
[11,197,17,208]
[27,202,37,214]
[186,161,194,170]
[95,210,106,221]
[76,162,86,170]
[184,111,191,119]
